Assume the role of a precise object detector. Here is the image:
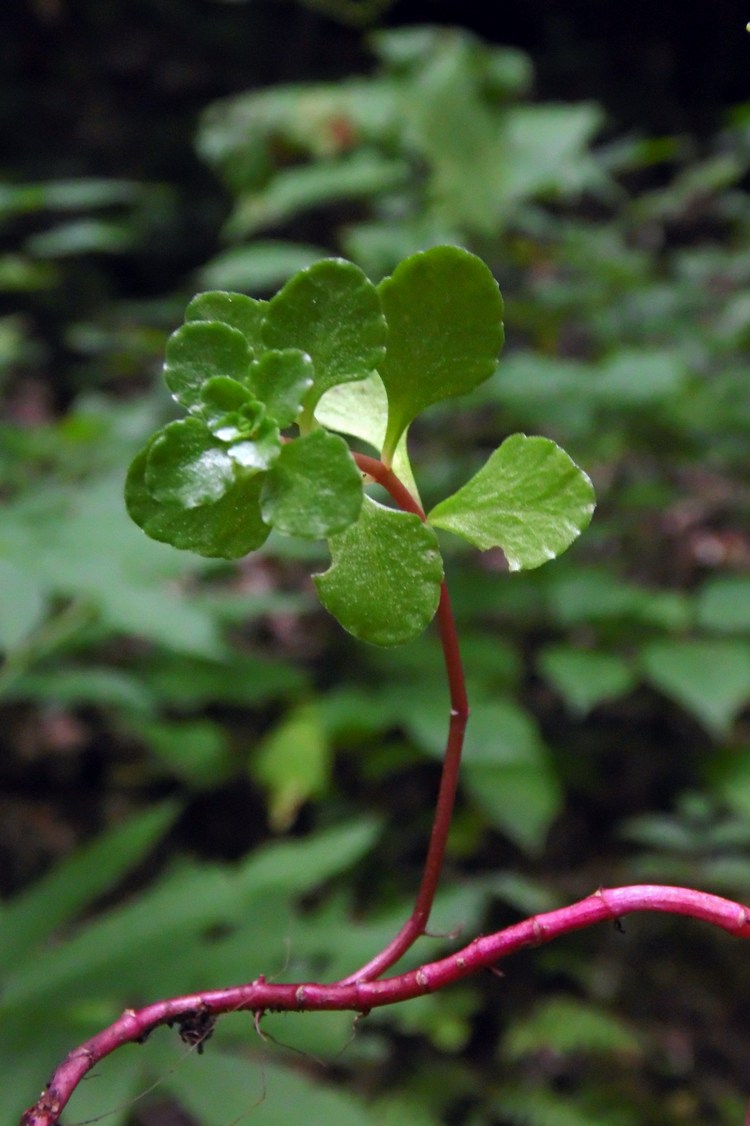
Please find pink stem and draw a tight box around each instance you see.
[338,454,469,982]
[22,884,750,1126]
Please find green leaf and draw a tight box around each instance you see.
[461,700,561,855]
[226,416,281,470]
[199,375,256,426]
[261,430,362,539]
[314,496,443,646]
[64,1050,144,1126]
[261,258,386,411]
[504,996,641,1060]
[248,348,314,427]
[136,718,233,788]
[377,246,504,458]
[0,560,45,650]
[164,320,252,411]
[538,645,636,715]
[197,240,329,292]
[640,639,750,735]
[145,418,236,508]
[0,803,178,971]
[8,667,153,712]
[8,475,224,657]
[251,702,331,830]
[238,818,380,897]
[316,372,419,499]
[156,1049,378,1126]
[126,443,270,559]
[697,576,750,635]
[185,290,266,352]
[428,434,595,571]
[225,152,408,239]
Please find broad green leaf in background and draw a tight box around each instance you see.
[164,320,252,411]
[406,33,509,232]
[135,718,233,788]
[4,477,226,657]
[185,290,266,352]
[126,444,270,559]
[640,639,750,735]
[697,576,750,635]
[545,567,692,631]
[236,818,380,898]
[197,240,329,293]
[6,667,153,712]
[251,702,330,830]
[492,1086,641,1126]
[377,245,504,459]
[260,429,362,539]
[61,1049,144,1126]
[153,1046,379,1126]
[460,699,561,855]
[503,996,642,1059]
[224,152,408,240]
[428,434,595,571]
[314,496,443,646]
[501,102,606,201]
[709,747,750,823]
[261,258,386,412]
[0,803,178,971]
[538,645,636,715]
[592,347,691,405]
[0,559,45,650]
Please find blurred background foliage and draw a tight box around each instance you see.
[3,2,750,1124]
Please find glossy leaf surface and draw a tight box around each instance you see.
[185,290,266,352]
[378,246,504,458]
[164,321,252,411]
[262,258,386,409]
[428,434,595,571]
[314,496,443,646]
[145,419,236,508]
[126,444,270,559]
[261,430,363,539]
[248,348,314,428]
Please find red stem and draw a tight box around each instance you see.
[22,884,750,1126]
[25,455,750,1123]
[339,454,469,982]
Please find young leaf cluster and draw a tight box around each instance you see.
[127,245,594,646]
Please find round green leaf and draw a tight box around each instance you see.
[185,290,266,353]
[378,246,504,459]
[200,376,256,429]
[314,496,443,646]
[248,349,314,428]
[428,434,595,571]
[145,419,236,509]
[261,430,362,539]
[126,443,270,560]
[164,320,252,411]
[261,258,386,410]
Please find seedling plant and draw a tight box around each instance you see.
[22,246,750,1125]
